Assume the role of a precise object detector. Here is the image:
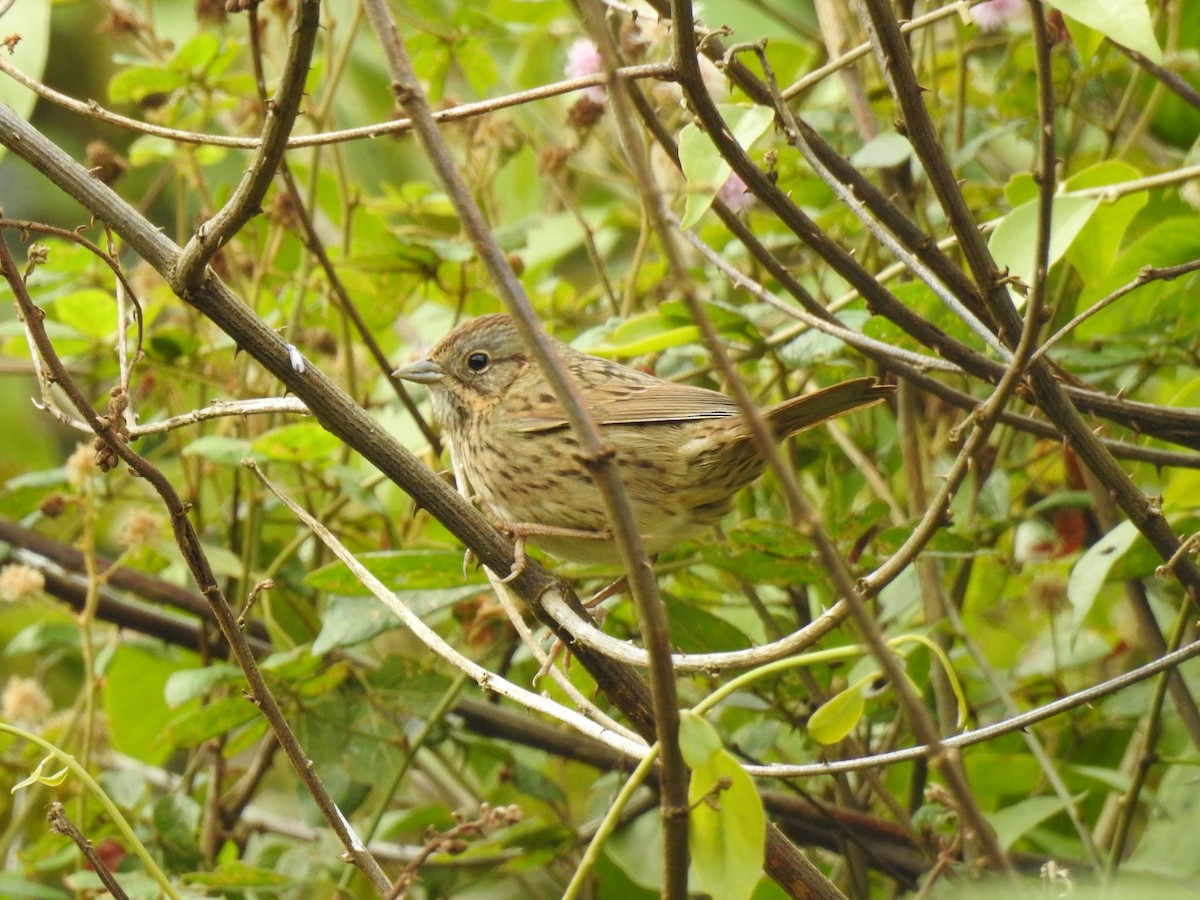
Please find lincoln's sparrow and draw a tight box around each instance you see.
[395,314,892,565]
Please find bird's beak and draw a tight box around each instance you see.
[392,359,445,384]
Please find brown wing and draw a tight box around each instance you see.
[512,377,740,433]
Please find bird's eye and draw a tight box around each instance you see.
[466,351,490,373]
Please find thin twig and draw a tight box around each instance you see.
[174,0,320,291]
[0,51,672,150]
[47,802,131,900]
[1032,258,1200,362]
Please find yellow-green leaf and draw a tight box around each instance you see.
[808,682,865,745]
[684,712,765,900]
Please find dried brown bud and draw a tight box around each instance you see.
[567,97,606,130]
[40,494,66,518]
[86,141,128,187]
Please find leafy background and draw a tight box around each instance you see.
[0,0,1199,898]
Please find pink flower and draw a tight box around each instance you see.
[717,171,753,214]
[565,38,607,103]
[971,0,1023,31]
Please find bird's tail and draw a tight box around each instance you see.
[765,377,894,440]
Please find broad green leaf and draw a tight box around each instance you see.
[989,794,1075,850]
[1002,172,1037,208]
[808,682,865,745]
[679,709,724,767]
[679,105,774,228]
[108,65,186,104]
[1062,161,1147,282]
[158,694,262,749]
[251,422,341,464]
[681,711,766,900]
[164,664,242,708]
[0,874,86,898]
[49,289,117,339]
[1066,519,1139,633]
[849,132,912,169]
[181,435,260,467]
[605,811,664,892]
[4,622,79,657]
[170,33,220,74]
[1059,13,1104,63]
[585,311,701,358]
[989,195,1100,301]
[1052,0,1162,64]
[456,37,499,96]
[103,643,182,765]
[311,590,480,653]
[1068,764,1134,794]
[700,520,820,585]
[1125,763,1200,876]
[128,135,175,166]
[307,549,482,594]
[778,309,869,367]
[661,596,752,654]
[1074,217,1200,337]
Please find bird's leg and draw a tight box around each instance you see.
[492,533,527,585]
[534,637,565,684]
[501,521,614,543]
[584,575,628,608]
[535,604,608,682]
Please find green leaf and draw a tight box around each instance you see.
[0,874,74,899]
[585,312,701,358]
[108,65,186,104]
[4,622,79,657]
[49,289,117,339]
[307,549,482,594]
[699,520,820,585]
[1074,217,1200,337]
[1067,519,1140,633]
[163,664,242,708]
[1125,763,1200,876]
[605,811,663,892]
[169,33,221,74]
[808,682,865,745]
[849,132,912,169]
[1059,13,1105,63]
[103,643,182,765]
[778,309,869,367]
[182,435,260,467]
[1062,161,1147,282]
[681,711,766,900]
[679,105,774,228]
[250,422,342,464]
[158,695,261,749]
[127,135,175,166]
[661,596,752,654]
[679,709,724,767]
[989,194,1100,301]
[312,589,483,652]
[1052,0,1162,64]
[989,794,1075,851]
[456,37,499,96]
